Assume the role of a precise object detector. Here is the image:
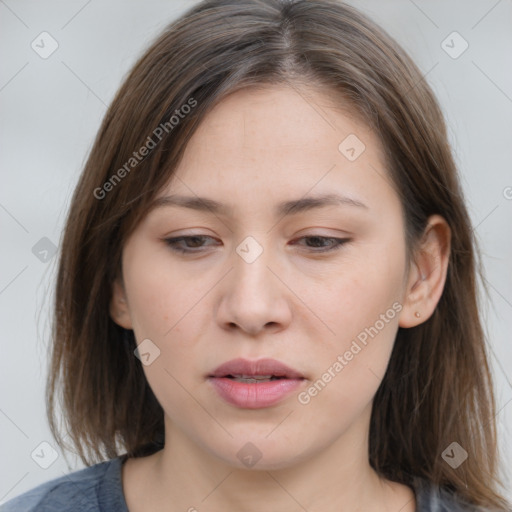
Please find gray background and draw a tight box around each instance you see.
[1,0,511,504]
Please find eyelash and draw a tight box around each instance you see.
[163,235,351,254]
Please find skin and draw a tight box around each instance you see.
[111,84,451,512]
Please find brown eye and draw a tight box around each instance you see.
[292,236,351,253]
[164,235,218,254]
[163,235,351,255]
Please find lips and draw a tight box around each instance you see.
[208,358,305,409]
[210,358,304,380]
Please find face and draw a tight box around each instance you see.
[112,84,416,470]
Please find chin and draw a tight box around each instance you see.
[207,434,314,472]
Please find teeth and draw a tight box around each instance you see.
[240,374,273,379]
[230,374,281,383]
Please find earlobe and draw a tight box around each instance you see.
[109,278,133,329]
[398,215,451,328]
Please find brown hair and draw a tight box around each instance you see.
[46,0,510,509]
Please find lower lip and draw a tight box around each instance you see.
[209,377,303,409]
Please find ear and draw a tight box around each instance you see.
[399,214,451,328]
[110,278,133,329]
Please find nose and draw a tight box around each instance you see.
[216,241,292,336]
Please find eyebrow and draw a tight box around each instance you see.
[149,192,369,218]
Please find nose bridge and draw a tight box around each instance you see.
[216,233,291,334]
[232,234,273,292]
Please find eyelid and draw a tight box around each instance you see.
[162,234,352,255]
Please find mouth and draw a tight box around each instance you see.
[209,357,305,380]
[224,375,284,383]
[208,358,305,409]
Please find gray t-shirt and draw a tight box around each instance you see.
[0,455,497,511]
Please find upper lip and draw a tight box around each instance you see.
[209,358,304,379]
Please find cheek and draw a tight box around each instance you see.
[310,239,405,339]
[122,249,205,417]
[122,245,214,392]
[127,277,174,340]
[122,242,198,339]
[300,235,406,390]
[297,278,402,433]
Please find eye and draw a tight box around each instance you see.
[163,235,218,254]
[163,235,350,254]
[291,236,351,253]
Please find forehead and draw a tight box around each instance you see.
[189,84,371,156]
[156,84,395,218]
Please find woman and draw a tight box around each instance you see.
[1,0,509,510]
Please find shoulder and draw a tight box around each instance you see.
[0,456,128,512]
[412,476,505,512]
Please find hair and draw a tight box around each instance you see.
[46,0,510,509]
